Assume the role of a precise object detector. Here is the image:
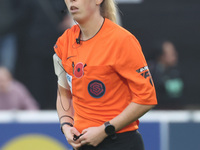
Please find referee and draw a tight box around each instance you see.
[53,0,157,150]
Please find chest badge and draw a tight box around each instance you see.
[74,62,84,78]
[88,80,106,98]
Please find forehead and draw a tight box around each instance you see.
[65,0,95,4]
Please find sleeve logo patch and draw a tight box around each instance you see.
[136,66,149,73]
[88,80,106,98]
[136,66,153,86]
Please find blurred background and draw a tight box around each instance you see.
[0,0,200,150]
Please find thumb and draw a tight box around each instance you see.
[81,129,88,134]
[71,127,81,136]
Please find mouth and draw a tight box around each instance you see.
[70,6,78,13]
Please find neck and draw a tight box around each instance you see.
[78,15,104,41]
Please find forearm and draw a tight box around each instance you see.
[56,85,74,125]
[110,102,155,132]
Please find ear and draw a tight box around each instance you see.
[96,0,104,5]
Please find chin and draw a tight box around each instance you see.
[72,16,80,23]
[72,15,87,24]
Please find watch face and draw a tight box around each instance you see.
[105,124,115,135]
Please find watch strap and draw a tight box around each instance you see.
[104,121,110,126]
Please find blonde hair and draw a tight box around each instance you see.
[100,0,117,23]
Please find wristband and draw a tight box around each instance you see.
[59,115,74,121]
[60,122,73,134]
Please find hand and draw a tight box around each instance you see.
[63,125,82,150]
[79,125,107,147]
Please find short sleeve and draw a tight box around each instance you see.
[54,30,69,59]
[113,35,157,105]
[54,38,62,59]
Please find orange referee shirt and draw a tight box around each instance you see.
[54,18,157,133]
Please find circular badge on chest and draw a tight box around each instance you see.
[88,80,106,98]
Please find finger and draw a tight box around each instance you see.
[71,142,82,149]
[67,135,79,144]
[72,127,81,136]
[81,129,87,134]
[80,140,88,146]
[65,133,74,142]
[79,133,86,141]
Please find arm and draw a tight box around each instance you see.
[109,36,157,131]
[56,85,82,150]
[79,102,155,147]
[110,102,154,131]
[56,84,74,127]
[53,54,81,149]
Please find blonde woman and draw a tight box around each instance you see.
[53,0,157,150]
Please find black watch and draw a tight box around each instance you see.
[104,121,115,136]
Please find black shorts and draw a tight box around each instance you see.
[76,130,145,150]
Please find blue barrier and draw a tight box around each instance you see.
[139,122,160,150]
[0,122,160,150]
[0,123,72,150]
[170,123,200,150]
[1,111,200,150]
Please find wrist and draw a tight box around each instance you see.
[104,121,117,140]
[104,121,115,135]
[60,122,73,134]
[100,124,108,138]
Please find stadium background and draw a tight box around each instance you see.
[119,0,200,108]
[8,0,200,109]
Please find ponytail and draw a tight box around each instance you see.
[100,0,117,23]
